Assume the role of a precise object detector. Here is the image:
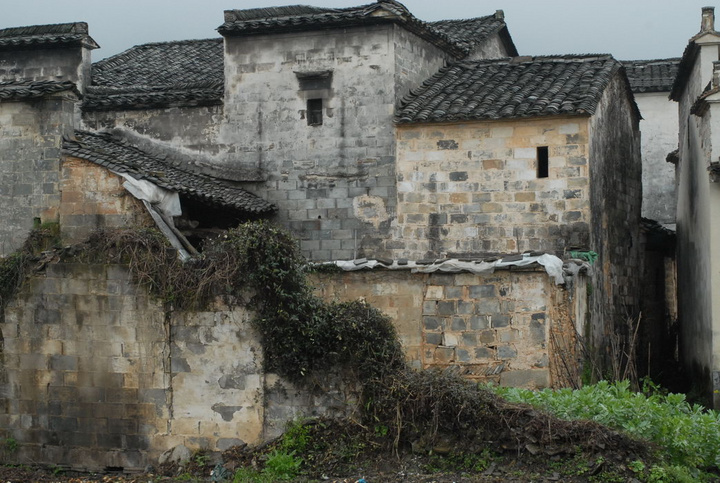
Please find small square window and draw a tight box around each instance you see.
[307,98,323,126]
[537,146,549,178]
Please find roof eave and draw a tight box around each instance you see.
[218,15,468,58]
[670,41,699,101]
[395,111,594,126]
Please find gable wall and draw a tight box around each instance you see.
[59,157,151,244]
[587,72,642,367]
[393,117,591,259]
[0,47,91,90]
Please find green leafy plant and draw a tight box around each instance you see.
[280,419,311,453]
[3,437,17,454]
[263,449,302,480]
[492,380,720,476]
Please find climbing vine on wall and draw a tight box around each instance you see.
[74,222,405,387]
[0,224,60,313]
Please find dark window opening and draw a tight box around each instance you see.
[296,70,332,90]
[537,146,549,178]
[307,98,323,126]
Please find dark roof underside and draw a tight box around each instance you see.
[85,38,224,111]
[62,131,275,214]
[621,58,680,93]
[397,55,621,123]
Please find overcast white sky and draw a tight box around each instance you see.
[0,1,714,61]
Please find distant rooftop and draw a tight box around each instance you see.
[621,59,680,93]
[396,55,627,123]
[0,22,98,50]
[85,38,223,111]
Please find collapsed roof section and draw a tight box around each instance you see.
[62,130,275,214]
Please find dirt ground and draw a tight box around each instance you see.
[0,417,653,483]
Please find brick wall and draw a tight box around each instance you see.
[587,73,643,365]
[221,25,453,261]
[393,117,591,259]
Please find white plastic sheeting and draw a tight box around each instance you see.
[330,253,568,284]
[116,172,192,261]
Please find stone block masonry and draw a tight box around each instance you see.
[59,157,152,244]
[1,263,169,470]
[0,94,76,256]
[313,267,586,389]
[393,117,591,260]
[0,263,358,471]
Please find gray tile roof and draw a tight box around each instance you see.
[621,59,680,93]
[62,131,276,214]
[0,22,98,50]
[219,1,509,58]
[428,15,517,56]
[85,39,223,111]
[0,80,78,101]
[396,55,623,124]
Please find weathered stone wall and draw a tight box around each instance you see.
[0,46,92,91]
[59,157,152,243]
[0,263,358,471]
[675,39,720,406]
[635,91,678,225]
[313,268,586,389]
[0,94,76,256]
[587,72,642,366]
[81,106,227,165]
[221,25,450,261]
[393,117,591,259]
[0,263,169,470]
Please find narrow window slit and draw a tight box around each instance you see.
[537,146,549,178]
[307,98,323,126]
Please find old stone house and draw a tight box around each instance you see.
[670,6,720,408]
[0,0,648,471]
[389,54,642,374]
